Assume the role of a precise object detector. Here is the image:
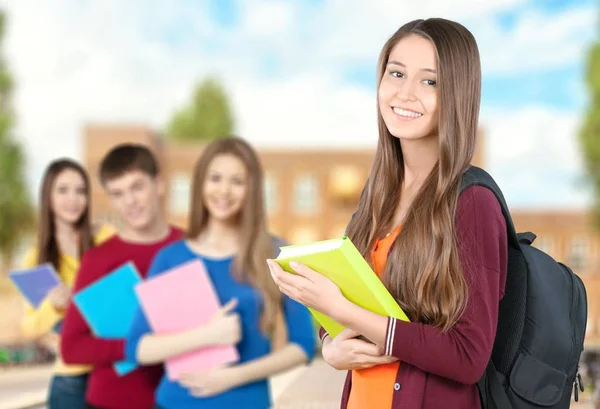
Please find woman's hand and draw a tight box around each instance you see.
[202,298,241,346]
[179,366,241,397]
[267,259,346,317]
[48,284,71,311]
[322,329,398,370]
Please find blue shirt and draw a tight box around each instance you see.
[125,239,316,409]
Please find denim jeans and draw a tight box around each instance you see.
[48,374,88,409]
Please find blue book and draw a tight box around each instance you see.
[72,262,142,376]
[9,263,61,308]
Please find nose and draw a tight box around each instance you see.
[396,78,418,102]
[66,190,81,205]
[217,181,232,196]
[122,191,136,206]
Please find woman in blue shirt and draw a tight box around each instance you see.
[125,136,316,409]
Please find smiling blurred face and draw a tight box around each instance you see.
[378,34,439,141]
[104,170,164,231]
[51,169,88,225]
[203,154,248,223]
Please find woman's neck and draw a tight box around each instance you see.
[54,218,79,257]
[400,134,438,188]
[188,218,240,258]
[202,218,240,244]
[54,218,78,240]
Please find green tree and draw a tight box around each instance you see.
[167,77,235,141]
[580,33,600,226]
[0,11,34,275]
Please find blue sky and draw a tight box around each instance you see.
[203,0,597,113]
[0,0,598,209]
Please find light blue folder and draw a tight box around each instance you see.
[72,262,141,376]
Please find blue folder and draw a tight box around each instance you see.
[72,262,142,376]
[9,263,61,308]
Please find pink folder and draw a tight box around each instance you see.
[134,259,239,380]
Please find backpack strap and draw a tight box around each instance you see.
[460,166,520,250]
[478,361,513,409]
[463,166,518,409]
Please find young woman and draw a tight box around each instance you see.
[20,159,114,409]
[269,18,507,409]
[125,137,315,409]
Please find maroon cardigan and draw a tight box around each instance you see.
[320,186,508,409]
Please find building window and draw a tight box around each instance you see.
[294,173,319,214]
[289,227,319,245]
[264,174,277,213]
[534,235,555,256]
[330,166,364,209]
[169,172,191,215]
[331,224,348,239]
[568,236,588,271]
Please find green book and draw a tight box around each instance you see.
[275,236,409,338]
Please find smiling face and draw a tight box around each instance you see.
[104,170,164,232]
[202,153,249,224]
[50,169,88,226]
[378,34,439,142]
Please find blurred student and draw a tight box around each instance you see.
[61,144,184,409]
[125,137,315,409]
[20,159,114,409]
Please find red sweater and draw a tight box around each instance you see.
[61,227,184,409]
[322,186,508,409]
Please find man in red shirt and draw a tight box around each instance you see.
[61,144,184,409]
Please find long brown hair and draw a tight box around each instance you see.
[346,18,481,331]
[37,159,94,271]
[188,137,282,335]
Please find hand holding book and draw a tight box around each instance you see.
[268,258,386,348]
[267,259,344,320]
[321,328,398,370]
[202,298,242,346]
[268,237,409,339]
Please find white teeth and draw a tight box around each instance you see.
[214,200,230,209]
[393,107,422,118]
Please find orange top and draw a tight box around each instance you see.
[347,225,402,409]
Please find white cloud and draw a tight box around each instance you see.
[242,0,296,38]
[232,77,377,148]
[481,107,592,209]
[474,6,598,76]
[271,0,530,74]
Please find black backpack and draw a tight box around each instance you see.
[461,166,588,409]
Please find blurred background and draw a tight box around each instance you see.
[0,0,598,408]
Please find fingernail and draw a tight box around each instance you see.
[290,261,299,269]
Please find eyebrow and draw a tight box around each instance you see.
[388,60,436,74]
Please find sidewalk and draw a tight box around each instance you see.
[0,365,52,409]
[0,362,309,409]
[1,361,594,409]
[273,358,346,409]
